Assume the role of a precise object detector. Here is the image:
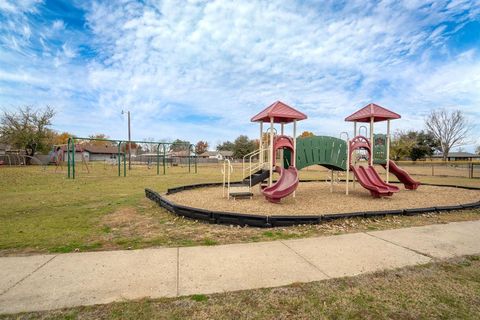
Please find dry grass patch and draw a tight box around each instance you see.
[101,207,159,239]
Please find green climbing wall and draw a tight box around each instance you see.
[293,136,347,171]
[373,134,387,165]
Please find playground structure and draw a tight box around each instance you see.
[222,101,420,202]
[65,137,197,179]
[0,152,44,167]
[344,103,420,195]
[147,100,479,227]
[222,101,306,202]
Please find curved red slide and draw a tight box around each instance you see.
[351,165,396,197]
[382,160,420,190]
[364,166,399,193]
[262,166,299,203]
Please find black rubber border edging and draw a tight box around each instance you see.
[145,182,480,228]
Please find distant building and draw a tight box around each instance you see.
[60,145,119,162]
[430,152,480,161]
[199,150,234,160]
[169,150,194,157]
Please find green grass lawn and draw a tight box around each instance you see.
[0,164,479,255]
[3,255,479,319]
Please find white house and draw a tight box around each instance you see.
[60,145,120,162]
[199,150,234,160]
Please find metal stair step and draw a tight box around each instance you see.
[229,192,254,199]
[229,186,251,193]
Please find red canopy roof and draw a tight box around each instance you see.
[345,103,401,123]
[251,101,307,123]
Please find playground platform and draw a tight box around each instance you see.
[1,220,480,315]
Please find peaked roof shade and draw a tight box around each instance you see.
[345,103,401,123]
[251,101,308,123]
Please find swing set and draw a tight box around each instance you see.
[65,137,197,179]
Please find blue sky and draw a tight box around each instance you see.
[1,0,479,150]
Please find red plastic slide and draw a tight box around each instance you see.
[351,165,398,197]
[382,160,420,190]
[363,166,400,193]
[262,166,299,203]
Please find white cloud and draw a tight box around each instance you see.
[0,0,42,13]
[52,19,65,30]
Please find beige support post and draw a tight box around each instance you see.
[330,170,333,193]
[386,120,390,183]
[370,117,374,166]
[346,138,350,195]
[259,122,263,165]
[269,117,274,186]
[293,120,297,197]
[354,122,357,137]
[280,123,284,168]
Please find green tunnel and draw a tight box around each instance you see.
[284,134,387,171]
[284,136,348,171]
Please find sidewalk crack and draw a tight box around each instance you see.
[0,255,57,297]
[365,232,434,260]
[280,241,331,279]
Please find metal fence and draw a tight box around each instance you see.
[395,161,480,179]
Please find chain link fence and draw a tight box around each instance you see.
[395,161,480,179]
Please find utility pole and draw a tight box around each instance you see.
[122,110,132,170]
[128,111,131,170]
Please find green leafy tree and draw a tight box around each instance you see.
[476,145,480,155]
[390,131,415,160]
[216,141,235,151]
[0,106,55,164]
[170,139,190,152]
[390,130,439,161]
[233,135,256,159]
[410,131,440,161]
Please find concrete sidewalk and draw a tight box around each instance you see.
[1,220,479,315]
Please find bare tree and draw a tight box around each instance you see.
[0,106,55,164]
[425,109,469,161]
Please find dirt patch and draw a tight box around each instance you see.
[165,182,480,216]
[100,207,161,239]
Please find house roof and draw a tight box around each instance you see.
[199,151,215,157]
[59,144,119,154]
[169,150,191,157]
[345,103,401,123]
[83,145,119,154]
[219,150,233,156]
[251,101,307,123]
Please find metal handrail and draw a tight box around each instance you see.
[242,147,270,188]
[359,125,368,137]
[221,159,234,199]
[242,148,262,177]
